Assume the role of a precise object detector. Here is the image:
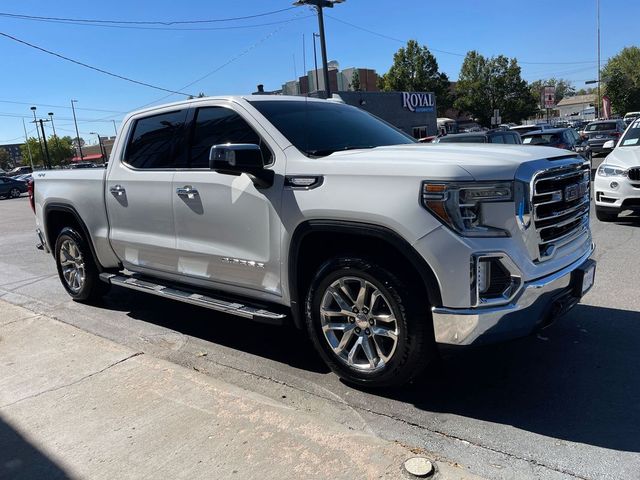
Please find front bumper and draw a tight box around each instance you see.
[431,246,595,346]
[594,174,640,210]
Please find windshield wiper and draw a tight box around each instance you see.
[307,145,376,157]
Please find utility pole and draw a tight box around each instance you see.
[37,119,52,169]
[30,106,45,163]
[70,99,84,161]
[21,118,34,170]
[112,120,118,136]
[90,132,106,162]
[48,112,61,164]
[596,0,601,119]
[312,33,320,94]
[293,0,344,99]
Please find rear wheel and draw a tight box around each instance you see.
[9,188,20,198]
[595,207,618,222]
[54,227,109,301]
[305,257,435,388]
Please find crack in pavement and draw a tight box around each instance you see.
[0,351,144,410]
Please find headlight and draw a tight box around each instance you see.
[421,181,512,237]
[597,164,627,177]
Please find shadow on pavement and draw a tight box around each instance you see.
[100,286,330,375]
[374,304,640,453]
[0,415,71,480]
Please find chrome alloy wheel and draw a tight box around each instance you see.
[9,188,20,198]
[319,276,399,372]
[59,239,86,293]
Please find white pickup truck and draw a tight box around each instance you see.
[32,96,596,387]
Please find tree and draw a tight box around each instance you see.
[380,40,453,115]
[0,149,12,170]
[454,51,538,126]
[350,70,361,91]
[530,78,576,105]
[20,135,75,168]
[602,46,640,115]
[575,87,596,96]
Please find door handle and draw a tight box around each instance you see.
[176,185,199,198]
[110,184,125,196]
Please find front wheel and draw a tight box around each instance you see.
[9,188,20,198]
[55,227,109,301]
[305,257,435,388]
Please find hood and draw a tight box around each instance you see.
[603,146,640,168]
[321,144,577,181]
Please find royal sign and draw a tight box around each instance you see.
[402,92,435,113]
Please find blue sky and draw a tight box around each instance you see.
[0,0,637,145]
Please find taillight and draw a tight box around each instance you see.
[612,132,621,138]
[557,143,568,150]
[28,180,35,213]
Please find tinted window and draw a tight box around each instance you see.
[489,134,504,144]
[125,110,188,169]
[439,135,486,143]
[585,122,617,132]
[503,133,518,144]
[619,119,640,147]
[248,100,415,157]
[190,107,271,168]
[522,133,561,145]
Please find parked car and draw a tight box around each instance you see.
[69,162,99,169]
[623,111,640,126]
[583,119,626,155]
[14,173,33,183]
[32,96,596,388]
[0,176,28,199]
[510,124,553,135]
[593,118,640,221]
[6,165,32,177]
[435,130,522,144]
[521,128,591,162]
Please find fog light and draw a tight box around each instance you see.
[610,181,619,189]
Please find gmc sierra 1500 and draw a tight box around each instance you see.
[33,96,596,387]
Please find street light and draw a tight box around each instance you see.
[293,0,345,98]
[48,112,61,163]
[30,106,45,163]
[70,99,84,161]
[90,132,106,162]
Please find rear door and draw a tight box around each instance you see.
[171,103,284,296]
[106,109,189,274]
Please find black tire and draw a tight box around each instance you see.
[305,257,435,388]
[595,207,618,222]
[9,188,20,198]
[54,227,109,302]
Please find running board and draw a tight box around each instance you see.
[99,273,287,325]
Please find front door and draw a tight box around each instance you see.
[106,108,188,274]
[172,104,283,297]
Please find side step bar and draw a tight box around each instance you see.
[99,273,287,325]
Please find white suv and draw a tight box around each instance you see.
[594,118,640,221]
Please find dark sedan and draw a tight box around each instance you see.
[521,128,592,161]
[0,176,28,199]
[435,130,522,144]
[583,120,626,155]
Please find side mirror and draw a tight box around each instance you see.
[603,140,615,149]
[209,144,273,188]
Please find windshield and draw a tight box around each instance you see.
[586,122,617,131]
[620,119,640,147]
[248,100,415,157]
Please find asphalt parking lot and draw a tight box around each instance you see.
[1,182,639,479]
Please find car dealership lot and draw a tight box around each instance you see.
[1,195,640,480]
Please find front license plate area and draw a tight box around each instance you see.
[572,260,596,297]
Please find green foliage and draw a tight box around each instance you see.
[454,51,538,126]
[602,46,640,115]
[350,70,361,91]
[380,40,453,115]
[575,87,596,96]
[530,78,576,105]
[20,135,76,168]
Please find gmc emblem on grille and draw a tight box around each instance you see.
[564,182,587,202]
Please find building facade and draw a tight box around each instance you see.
[0,143,24,166]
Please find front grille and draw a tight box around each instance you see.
[532,164,590,259]
[628,167,640,181]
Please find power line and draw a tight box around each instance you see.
[0,31,194,96]
[0,15,311,32]
[0,99,125,114]
[0,7,297,25]
[326,14,597,66]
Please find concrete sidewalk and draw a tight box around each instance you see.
[0,300,480,480]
